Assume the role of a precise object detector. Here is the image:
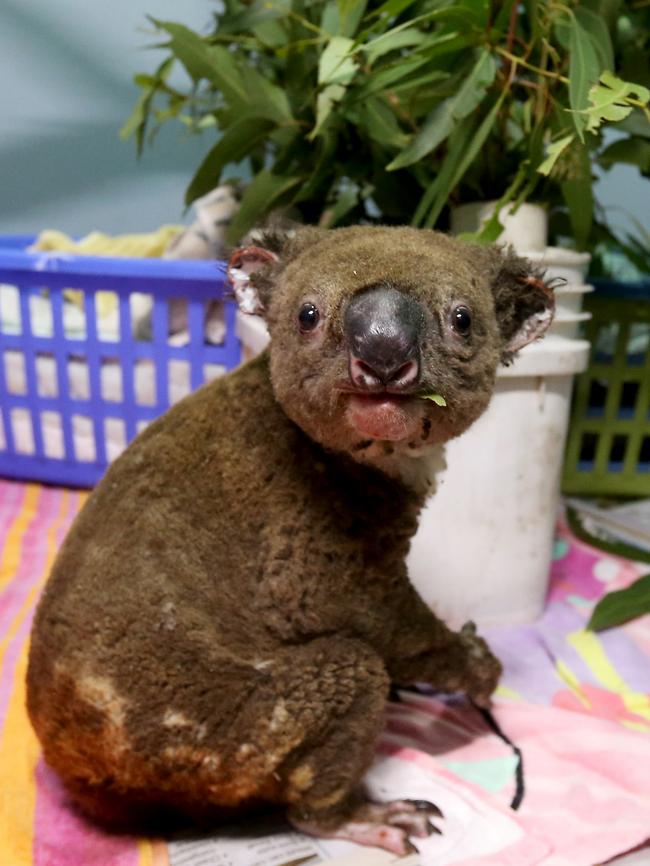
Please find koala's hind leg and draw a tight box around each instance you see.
[265,639,443,856]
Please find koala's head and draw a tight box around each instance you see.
[228,226,554,474]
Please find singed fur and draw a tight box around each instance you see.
[27,226,553,835]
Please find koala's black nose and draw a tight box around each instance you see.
[345,285,423,390]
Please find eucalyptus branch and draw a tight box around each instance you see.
[514,78,545,93]
[496,47,570,84]
[504,0,520,85]
[125,0,650,259]
[277,7,325,36]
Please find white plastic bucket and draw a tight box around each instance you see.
[553,283,594,317]
[407,334,590,628]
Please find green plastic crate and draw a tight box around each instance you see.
[563,283,650,497]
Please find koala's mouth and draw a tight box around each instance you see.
[342,391,423,442]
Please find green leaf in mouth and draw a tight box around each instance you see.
[420,393,446,406]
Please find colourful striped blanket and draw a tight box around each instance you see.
[0,479,648,866]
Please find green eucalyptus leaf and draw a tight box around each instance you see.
[424,6,485,28]
[238,65,294,123]
[318,35,358,86]
[538,132,575,176]
[561,140,594,248]
[346,96,409,148]
[120,57,175,153]
[369,0,423,18]
[575,7,615,71]
[420,393,447,406]
[415,32,475,62]
[184,118,275,206]
[363,27,427,64]
[389,68,452,98]
[121,88,152,147]
[584,72,650,133]
[568,14,602,141]
[152,19,289,124]
[310,83,346,140]
[587,573,650,631]
[226,171,304,243]
[360,4,467,48]
[321,1,341,36]
[554,17,571,50]
[337,0,368,37]
[351,53,440,100]
[388,49,496,170]
[252,17,289,49]
[152,20,247,104]
[456,0,490,28]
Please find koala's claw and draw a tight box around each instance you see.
[291,798,444,857]
[409,798,443,818]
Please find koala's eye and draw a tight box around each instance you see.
[298,302,320,332]
[452,306,472,336]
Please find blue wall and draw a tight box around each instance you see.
[0,0,211,235]
[0,0,647,245]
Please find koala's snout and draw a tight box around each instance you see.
[344,286,423,391]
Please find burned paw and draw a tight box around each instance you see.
[379,799,443,839]
[459,621,502,706]
[290,797,444,857]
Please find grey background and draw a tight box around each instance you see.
[0,0,647,242]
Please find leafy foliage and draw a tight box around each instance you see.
[124,0,650,254]
[587,573,650,631]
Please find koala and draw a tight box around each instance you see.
[26,226,553,856]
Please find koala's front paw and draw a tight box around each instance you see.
[458,621,502,707]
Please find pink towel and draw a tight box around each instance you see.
[1,480,648,865]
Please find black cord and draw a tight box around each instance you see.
[470,699,526,811]
[393,687,526,811]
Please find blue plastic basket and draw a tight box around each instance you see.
[0,235,240,487]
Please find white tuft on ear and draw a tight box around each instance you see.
[227,246,279,316]
[504,303,555,354]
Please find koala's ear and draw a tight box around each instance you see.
[227,246,279,316]
[227,226,327,316]
[482,245,556,363]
